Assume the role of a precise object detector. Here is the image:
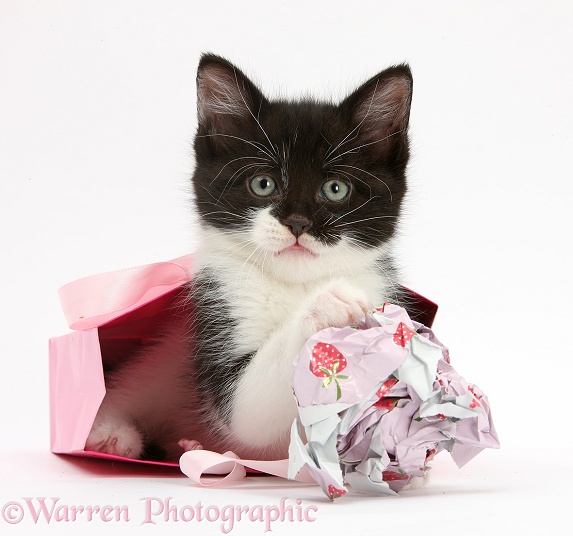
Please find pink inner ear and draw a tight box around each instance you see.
[355,76,412,138]
[197,64,250,123]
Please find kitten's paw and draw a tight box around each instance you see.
[178,438,204,452]
[300,280,372,340]
[85,418,144,459]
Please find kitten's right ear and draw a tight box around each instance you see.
[196,54,266,138]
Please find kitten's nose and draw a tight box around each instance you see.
[283,214,312,238]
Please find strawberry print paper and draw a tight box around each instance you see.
[309,343,349,400]
[288,303,499,499]
[392,322,416,347]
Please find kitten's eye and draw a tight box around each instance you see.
[249,175,278,197]
[321,179,350,202]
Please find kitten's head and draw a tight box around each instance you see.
[192,54,412,284]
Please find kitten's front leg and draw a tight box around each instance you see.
[84,326,193,460]
[230,280,372,455]
[297,279,373,340]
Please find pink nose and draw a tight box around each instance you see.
[283,215,312,238]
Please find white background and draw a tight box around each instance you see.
[1,0,572,534]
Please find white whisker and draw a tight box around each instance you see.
[328,168,373,197]
[326,129,406,165]
[333,164,393,201]
[324,79,380,163]
[217,162,271,201]
[209,156,273,185]
[332,215,397,228]
[196,133,277,163]
[231,68,279,163]
[327,196,381,225]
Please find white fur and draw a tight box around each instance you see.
[196,207,390,457]
[198,207,388,350]
[86,206,394,461]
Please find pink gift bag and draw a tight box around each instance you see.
[49,255,195,467]
[49,254,437,467]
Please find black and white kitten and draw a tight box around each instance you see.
[85,54,413,462]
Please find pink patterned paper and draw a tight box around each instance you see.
[288,303,499,499]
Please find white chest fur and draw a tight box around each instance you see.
[197,220,390,458]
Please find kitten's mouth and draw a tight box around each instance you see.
[275,242,317,258]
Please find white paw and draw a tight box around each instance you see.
[85,418,144,459]
[300,280,372,340]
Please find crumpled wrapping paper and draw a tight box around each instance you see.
[288,303,499,500]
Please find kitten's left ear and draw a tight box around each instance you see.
[340,65,413,165]
[196,54,267,139]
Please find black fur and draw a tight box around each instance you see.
[190,270,255,421]
[192,53,412,249]
[189,54,413,428]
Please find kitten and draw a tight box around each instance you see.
[85,53,413,462]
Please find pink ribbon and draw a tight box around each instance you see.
[179,450,314,486]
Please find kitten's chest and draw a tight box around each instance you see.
[219,270,309,353]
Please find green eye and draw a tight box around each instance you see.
[249,175,277,197]
[321,179,350,202]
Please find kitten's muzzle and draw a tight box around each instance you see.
[282,214,312,238]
